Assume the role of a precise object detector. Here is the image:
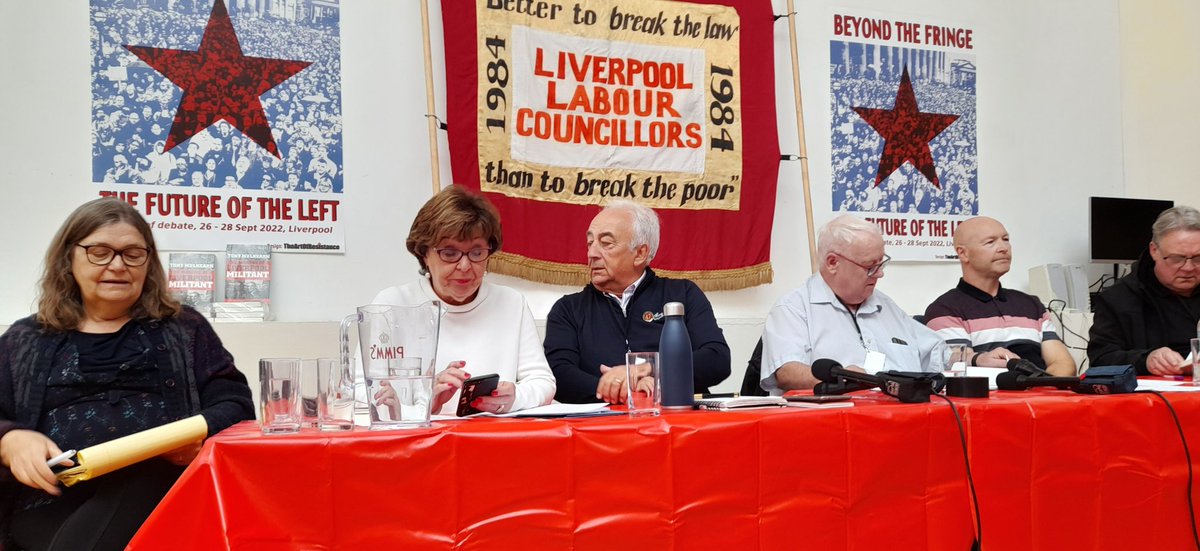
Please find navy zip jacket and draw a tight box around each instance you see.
[544,268,731,403]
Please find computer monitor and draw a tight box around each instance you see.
[1089,197,1174,263]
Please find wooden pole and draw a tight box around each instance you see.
[786,0,818,274]
[420,0,442,195]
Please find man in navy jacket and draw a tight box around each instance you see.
[544,201,731,404]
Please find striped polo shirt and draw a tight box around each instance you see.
[923,279,1061,369]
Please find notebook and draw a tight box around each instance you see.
[694,396,787,410]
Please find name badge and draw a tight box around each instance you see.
[863,350,886,374]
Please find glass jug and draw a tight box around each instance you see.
[339,303,441,429]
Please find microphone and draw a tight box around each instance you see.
[995,371,1080,391]
[1005,357,1049,377]
[812,358,882,394]
[811,359,941,403]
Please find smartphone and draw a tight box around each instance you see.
[456,373,500,416]
[47,450,76,474]
[785,394,852,403]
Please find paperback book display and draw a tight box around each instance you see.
[220,244,272,321]
[167,253,216,317]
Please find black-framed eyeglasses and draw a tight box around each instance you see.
[434,247,492,264]
[1160,254,1200,270]
[834,252,890,277]
[76,244,151,267]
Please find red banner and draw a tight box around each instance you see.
[441,0,780,290]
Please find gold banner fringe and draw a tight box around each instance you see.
[488,252,773,292]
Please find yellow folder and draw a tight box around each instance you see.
[56,415,209,487]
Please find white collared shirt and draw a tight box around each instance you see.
[759,273,946,395]
[604,270,647,315]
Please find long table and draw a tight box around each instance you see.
[127,390,1200,550]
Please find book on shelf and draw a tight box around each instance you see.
[167,253,216,317]
[224,244,271,305]
[212,300,269,322]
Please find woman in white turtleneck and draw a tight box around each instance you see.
[370,186,554,415]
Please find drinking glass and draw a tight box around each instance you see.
[299,359,321,428]
[943,344,969,377]
[260,358,301,434]
[625,352,661,416]
[1191,338,1200,384]
[317,358,354,431]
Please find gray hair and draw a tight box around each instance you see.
[1152,206,1200,245]
[817,214,882,258]
[603,200,660,262]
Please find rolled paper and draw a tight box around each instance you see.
[56,415,209,487]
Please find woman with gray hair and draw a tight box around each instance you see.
[1089,205,1200,376]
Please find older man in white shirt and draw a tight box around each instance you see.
[761,214,945,393]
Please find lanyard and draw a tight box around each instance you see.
[839,299,868,348]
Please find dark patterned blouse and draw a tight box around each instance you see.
[40,321,170,453]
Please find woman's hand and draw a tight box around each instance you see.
[0,429,70,496]
[473,382,516,414]
[373,380,401,418]
[430,361,470,413]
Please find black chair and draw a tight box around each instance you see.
[739,338,768,396]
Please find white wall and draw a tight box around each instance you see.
[0,0,1177,389]
[1118,0,1200,204]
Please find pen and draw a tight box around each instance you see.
[46,450,76,468]
[696,392,738,399]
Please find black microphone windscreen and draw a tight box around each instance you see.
[1006,358,1043,376]
[811,359,842,382]
[995,370,1024,391]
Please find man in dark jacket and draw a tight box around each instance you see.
[1089,206,1200,375]
[544,201,731,404]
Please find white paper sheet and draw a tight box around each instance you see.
[963,366,1006,390]
[1134,379,1200,392]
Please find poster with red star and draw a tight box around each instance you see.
[90,0,344,253]
[830,11,977,261]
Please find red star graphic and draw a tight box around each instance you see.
[853,67,959,188]
[124,0,310,158]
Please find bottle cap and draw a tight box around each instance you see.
[664,302,685,316]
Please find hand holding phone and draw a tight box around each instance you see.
[47,450,76,467]
[456,374,500,416]
[47,450,76,474]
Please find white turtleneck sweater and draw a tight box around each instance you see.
[370,278,556,415]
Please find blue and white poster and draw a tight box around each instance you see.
[830,11,978,261]
[90,0,344,252]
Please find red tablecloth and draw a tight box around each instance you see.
[127,390,1200,550]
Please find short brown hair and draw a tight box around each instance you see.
[406,186,503,272]
[38,198,181,331]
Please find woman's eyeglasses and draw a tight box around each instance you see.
[434,247,492,264]
[76,244,151,267]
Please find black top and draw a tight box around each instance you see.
[0,308,255,516]
[1088,249,1200,373]
[42,322,169,451]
